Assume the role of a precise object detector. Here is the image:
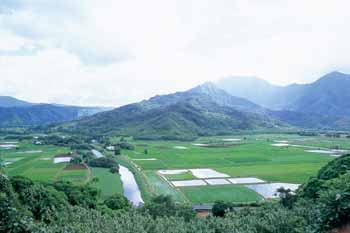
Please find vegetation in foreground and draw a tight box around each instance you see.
[1,154,350,233]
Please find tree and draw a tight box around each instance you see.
[140,195,195,221]
[212,200,233,217]
[114,146,121,156]
[103,194,131,211]
[277,187,296,209]
[88,157,119,168]
[318,154,350,180]
[110,166,119,174]
[144,149,148,155]
[318,173,350,232]
[21,184,68,221]
[0,158,5,173]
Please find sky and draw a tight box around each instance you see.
[1,0,350,107]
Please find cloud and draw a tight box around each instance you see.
[0,0,350,106]
[0,0,129,65]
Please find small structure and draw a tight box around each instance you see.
[106,146,115,151]
[193,205,212,217]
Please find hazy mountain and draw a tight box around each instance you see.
[0,96,34,107]
[63,84,282,140]
[289,71,350,116]
[0,96,109,127]
[216,71,350,117]
[216,76,306,109]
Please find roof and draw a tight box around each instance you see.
[192,205,212,211]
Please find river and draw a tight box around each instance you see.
[90,149,144,206]
[119,165,144,206]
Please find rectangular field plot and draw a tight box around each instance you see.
[217,162,327,183]
[246,183,300,198]
[91,168,123,199]
[189,169,230,179]
[181,185,263,204]
[228,177,265,184]
[172,180,207,187]
[205,179,230,185]
[164,171,197,181]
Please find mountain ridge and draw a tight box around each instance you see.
[60,84,282,139]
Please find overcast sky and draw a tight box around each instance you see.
[1,0,350,107]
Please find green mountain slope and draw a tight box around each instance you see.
[62,85,281,139]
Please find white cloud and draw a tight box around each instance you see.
[0,0,350,106]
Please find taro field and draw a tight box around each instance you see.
[121,134,349,204]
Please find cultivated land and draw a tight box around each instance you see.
[121,134,344,204]
[2,133,347,204]
[91,167,123,199]
[1,140,89,185]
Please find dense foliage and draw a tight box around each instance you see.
[88,157,119,169]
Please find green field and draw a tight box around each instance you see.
[91,167,123,199]
[2,134,347,205]
[120,134,344,204]
[181,185,263,204]
[1,141,88,185]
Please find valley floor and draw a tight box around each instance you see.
[2,133,349,204]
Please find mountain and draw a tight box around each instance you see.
[0,96,34,107]
[216,76,305,109]
[62,84,282,140]
[288,71,350,116]
[217,71,350,117]
[0,96,109,127]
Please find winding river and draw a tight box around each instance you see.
[90,149,143,206]
[119,165,144,206]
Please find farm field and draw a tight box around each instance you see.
[91,167,123,199]
[2,133,348,205]
[121,134,347,204]
[1,140,89,185]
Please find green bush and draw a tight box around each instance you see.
[88,157,119,168]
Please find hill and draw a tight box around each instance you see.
[62,84,282,139]
[0,96,34,107]
[0,96,109,127]
[0,104,108,127]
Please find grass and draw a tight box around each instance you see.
[57,169,88,185]
[91,167,123,199]
[181,185,263,204]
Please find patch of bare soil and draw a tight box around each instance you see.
[64,164,87,170]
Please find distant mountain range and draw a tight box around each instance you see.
[2,71,350,137]
[0,97,109,127]
[216,71,350,117]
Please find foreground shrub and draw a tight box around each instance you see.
[104,194,131,211]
